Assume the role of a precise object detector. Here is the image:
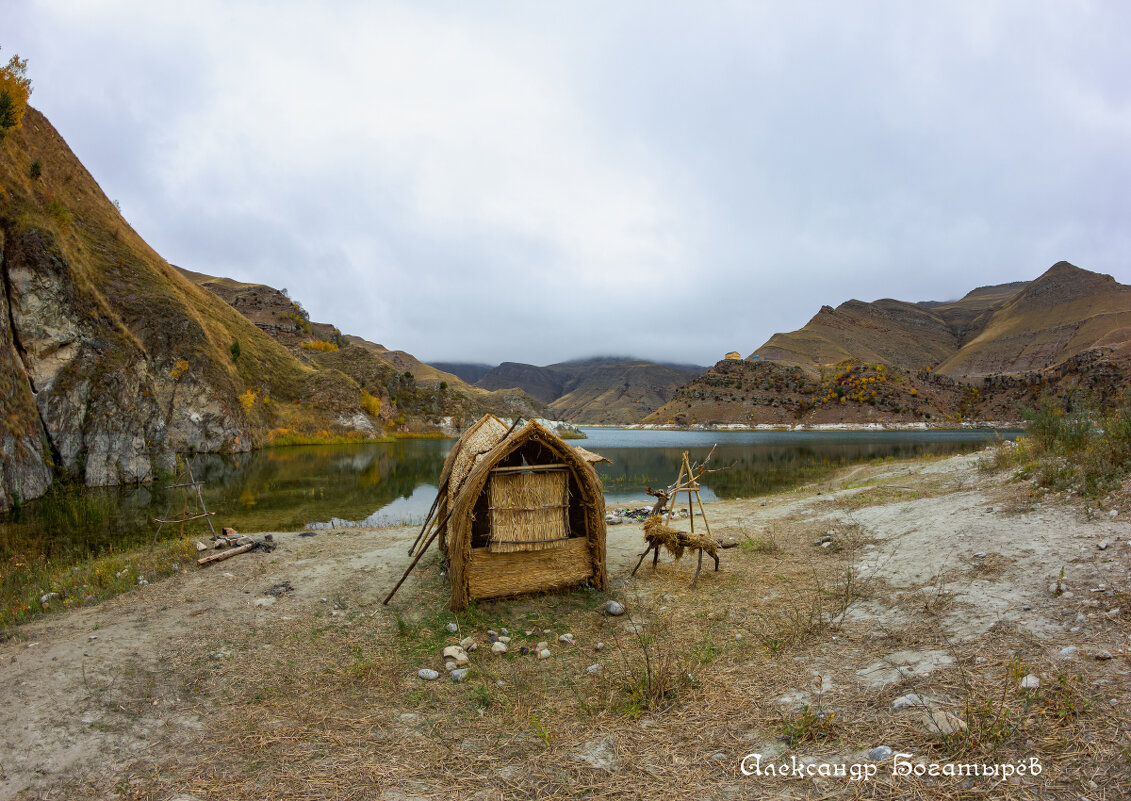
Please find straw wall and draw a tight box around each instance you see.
[488,469,569,553]
[467,538,591,600]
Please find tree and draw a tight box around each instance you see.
[0,47,31,138]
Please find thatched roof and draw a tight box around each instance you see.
[440,417,608,609]
[572,445,611,465]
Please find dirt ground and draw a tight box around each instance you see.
[1,450,1128,800]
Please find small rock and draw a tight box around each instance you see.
[973,552,987,559]
[1022,604,1032,611]
[595,642,605,651]
[500,628,509,636]
[1098,540,1110,550]
[445,622,459,633]
[974,656,988,664]
[1109,509,1118,518]
[559,633,575,645]
[892,693,926,711]
[498,636,511,644]
[195,541,209,552]
[487,629,498,637]
[137,578,148,586]
[460,636,477,650]
[538,649,552,660]
[1059,646,1079,658]
[735,633,743,640]
[710,752,727,761]
[442,645,470,666]
[418,669,440,681]
[586,663,602,674]
[1093,651,1114,661]
[525,630,534,636]
[40,592,59,605]
[919,708,967,736]
[87,635,97,641]
[868,746,893,761]
[487,632,498,643]
[450,668,469,683]
[1075,612,1087,623]
[519,646,530,655]
[536,641,549,651]
[1020,674,1040,689]
[814,535,833,546]
[604,600,626,616]
[491,642,508,654]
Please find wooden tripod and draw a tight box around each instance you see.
[149,461,216,550]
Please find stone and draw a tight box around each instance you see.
[40,592,59,605]
[604,600,626,616]
[525,630,534,636]
[1098,540,1110,550]
[1075,612,1086,623]
[710,753,727,761]
[491,642,508,654]
[973,552,987,559]
[498,636,511,644]
[868,746,893,762]
[1093,651,1114,660]
[445,622,459,633]
[919,708,967,736]
[891,693,927,711]
[195,541,209,552]
[595,642,605,651]
[814,535,833,546]
[1109,509,1118,517]
[572,736,617,770]
[500,628,509,636]
[442,645,470,666]
[487,629,498,637]
[559,633,575,645]
[450,668,469,683]
[536,641,549,651]
[538,649,552,660]
[1059,646,1078,658]
[137,578,148,586]
[1022,604,1032,611]
[417,669,440,681]
[586,663,602,674]
[460,636,477,650]
[1020,674,1041,689]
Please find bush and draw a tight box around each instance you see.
[1009,397,1131,498]
[360,389,381,417]
[229,340,241,362]
[28,159,41,179]
[301,340,338,352]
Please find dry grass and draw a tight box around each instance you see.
[18,458,1131,800]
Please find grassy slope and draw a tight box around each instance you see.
[0,109,367,445]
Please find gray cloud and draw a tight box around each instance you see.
[8,1,1130,365]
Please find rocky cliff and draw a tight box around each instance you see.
[0,108,400,508]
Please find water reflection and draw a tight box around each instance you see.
[1,428,1016,563]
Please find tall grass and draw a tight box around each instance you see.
[994,396,1131,498]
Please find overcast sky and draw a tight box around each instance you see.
[7,1,1130,366]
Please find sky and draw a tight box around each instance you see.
[6,1,1131,366]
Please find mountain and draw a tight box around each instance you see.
[473,357,707,424]
[649,264,1130,427]
[428,362,495,384]
[0,107,505,509]
[175,271,543,428]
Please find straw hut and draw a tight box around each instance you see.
[435,415,608,610]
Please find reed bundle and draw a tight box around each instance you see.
[487,469,569,553]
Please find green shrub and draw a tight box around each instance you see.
[28,159,41,179]
[229,340,241,362]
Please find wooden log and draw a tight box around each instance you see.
[196,542,254,567]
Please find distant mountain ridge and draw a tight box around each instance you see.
[648,263,1130,427]
[465,357,707,425]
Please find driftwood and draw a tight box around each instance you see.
[196,542,254,566]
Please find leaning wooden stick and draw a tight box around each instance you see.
[408,477,446,556]
[196,542,254,566]
[386,415,525,604]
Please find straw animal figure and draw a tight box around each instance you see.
[631,447,734,588]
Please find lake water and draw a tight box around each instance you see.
[0,428,1017,564]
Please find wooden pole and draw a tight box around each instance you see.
[187,463,217,538]
[408,477,445,556]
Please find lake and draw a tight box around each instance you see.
[0,427,1017,564]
